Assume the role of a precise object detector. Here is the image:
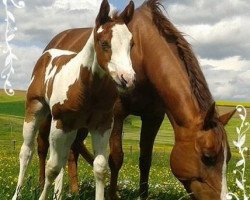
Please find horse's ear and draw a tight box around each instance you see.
[218,109,236,126]
[203,102,216,130]
[119,1,134,24]
[96,0,110,27]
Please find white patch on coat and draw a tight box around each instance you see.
[44,31,104,108]
[48,52,82,107]
[107,24,135,87]
[220,144,228,200]
[43,49,76,101]
[44,49,76,81]
[43,49,76,59]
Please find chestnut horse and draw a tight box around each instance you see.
[37,0,235,199]
[12,1,135,200]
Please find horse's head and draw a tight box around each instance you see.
[94,0,135,92]
[170,102,235,200]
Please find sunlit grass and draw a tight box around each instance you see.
[0,147,249,199]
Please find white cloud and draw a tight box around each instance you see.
[200,56,250,71]
[167,0,250,25]
[53,0,102,11]
[180,17,243,44]
[201,63,250,101]
[13,5,99,46]
[0,44,43,90]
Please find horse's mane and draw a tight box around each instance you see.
[145,0,214,113]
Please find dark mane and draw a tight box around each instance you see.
[145,0,214,113]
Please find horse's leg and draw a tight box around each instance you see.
[68,144,80,194]
[54,168,64,198]
[68,128,93,194]
[91,127,111,200]
[75,128,94,166]
[108,116,126,200]
[12,100,47,200]
[39,120,77,200]
[37,114,52,188]
[139,114,164,200]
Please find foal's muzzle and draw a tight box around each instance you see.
[119,72,135,89]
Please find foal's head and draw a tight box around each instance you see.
[94,0,135,91]
[170,103,235,200]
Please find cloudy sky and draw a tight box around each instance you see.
[0,0,249,101]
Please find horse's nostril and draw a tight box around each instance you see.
[121,74,128,86]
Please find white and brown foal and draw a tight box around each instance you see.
[12,0,135,200]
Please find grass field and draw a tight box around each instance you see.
[0,90,250,199]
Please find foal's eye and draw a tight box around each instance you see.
[99,41,110,51]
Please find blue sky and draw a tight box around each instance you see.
[0,0,249,101]
[110,0,125,9]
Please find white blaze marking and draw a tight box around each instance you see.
[97,26,104,33]
[220,144,228,200]
[107,24,135,86]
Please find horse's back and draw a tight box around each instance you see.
[44,28,92,53]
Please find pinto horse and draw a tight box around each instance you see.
[38,0,235,199]
[12,1,135,200]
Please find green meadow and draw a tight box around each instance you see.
[0,90,249,199]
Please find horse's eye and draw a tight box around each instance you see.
[202,154,217,166]
[99,41,110,51]
[131,40,135,49]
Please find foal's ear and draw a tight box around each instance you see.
[96,0,110,27]
[218,109,236,126]
[120,1,134,24]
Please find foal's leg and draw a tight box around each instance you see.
[37,114,51,188]
[68,128,93,193]
[68,148,80,194]
[12,100,47,200]
[108,117,126,199]
[91,128,112,200]
[39,120,77,200]
[74,128,94,166]
[54,168,64,198]
[139,114,164,200]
